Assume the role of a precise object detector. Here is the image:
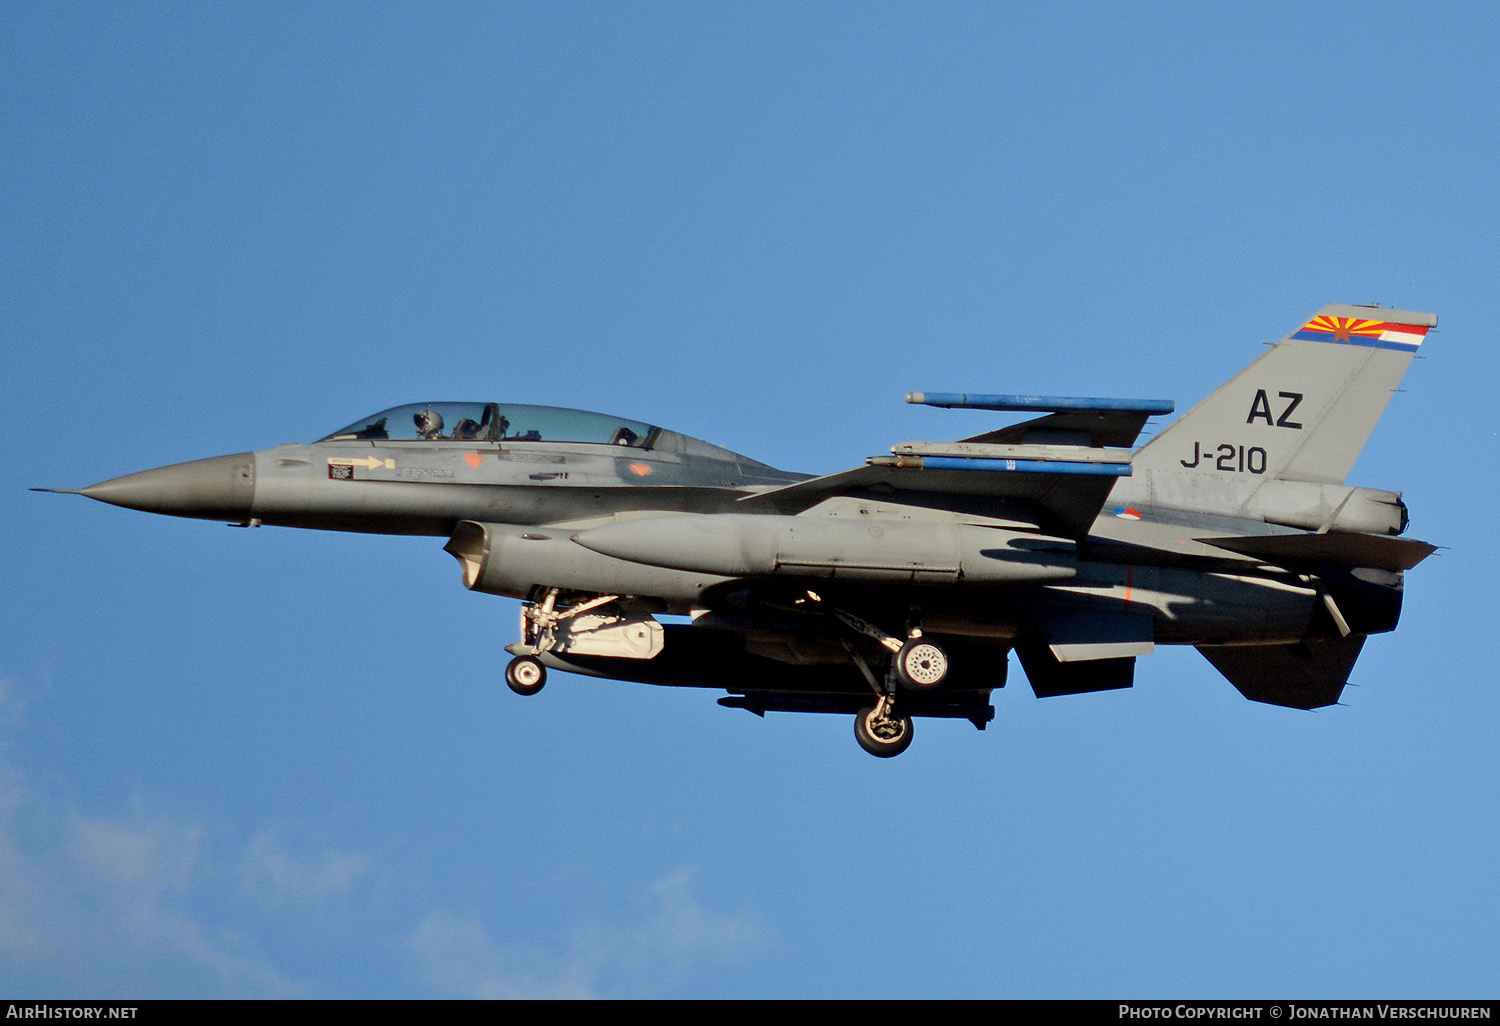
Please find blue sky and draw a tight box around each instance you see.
[3,2,1498,998]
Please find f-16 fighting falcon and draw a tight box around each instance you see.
[39,305,1437,757]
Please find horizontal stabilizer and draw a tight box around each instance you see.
[1198,636,1366,710]
[1197,532,1436,571]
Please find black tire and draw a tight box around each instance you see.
[854,705,914,758]
[505,656,547,696]
[893,639,948,691]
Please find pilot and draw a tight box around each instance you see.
[414,409,445,439]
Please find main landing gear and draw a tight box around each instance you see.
[805,591,950,758]
[894,638,949,691]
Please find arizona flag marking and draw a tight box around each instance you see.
[1292,315,1429,350]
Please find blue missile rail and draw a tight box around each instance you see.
[905,393,1175,414]
[867,454,1133,476]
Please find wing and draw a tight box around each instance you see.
[738,394,1173,537]
[909,392,1171,449]
[733,460,1119,537]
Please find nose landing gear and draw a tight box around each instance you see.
[854,696,914,758]
[505,655,547,696]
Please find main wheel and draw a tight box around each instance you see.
[894,639,948,691]
[854,705,914,758]
[505,656,547,696]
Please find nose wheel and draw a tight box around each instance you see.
[505,656,547,696]
[505,588,627,698]
[854,696,914,758]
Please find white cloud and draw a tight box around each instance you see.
[0,676,72,966]
[240,830,371,909]
[409,912,600,999]
[626,869,769,984]
[0,674,329,995]
[50,810,296,996]
[66,813,203,895]
[0,672,765,998]
[409,868,769,999]
[0,806,66,963]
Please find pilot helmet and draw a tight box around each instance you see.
[414,409,444,436]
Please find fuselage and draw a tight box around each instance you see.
[48,301,1438,751]
[65,400,1405,654]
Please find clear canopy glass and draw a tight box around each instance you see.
[320,403,656,447]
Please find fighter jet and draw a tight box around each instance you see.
[40,305,1437,757]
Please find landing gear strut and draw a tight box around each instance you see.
[518,589,621,656]
[503,588,628,698]
[806,592,951,691]
[854,696,914,758]
[808,592,946,758]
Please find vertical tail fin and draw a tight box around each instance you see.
[1134,305,1435,486]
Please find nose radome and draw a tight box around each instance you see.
[80,453,256,521]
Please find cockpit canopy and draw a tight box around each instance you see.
[321,402,656,448]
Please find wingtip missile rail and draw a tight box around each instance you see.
[868,454,1133,476]
[905,393,1176,414]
